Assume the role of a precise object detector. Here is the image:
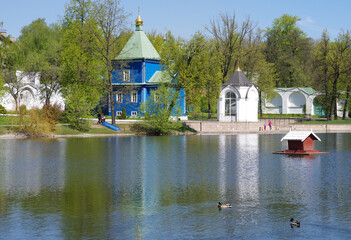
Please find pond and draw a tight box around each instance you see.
[0,133,351,239]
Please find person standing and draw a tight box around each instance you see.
[98,113,102,124]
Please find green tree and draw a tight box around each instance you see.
[0,22,14,70]
[196,38,222,118]
[1,69,26,111]
[64,83,96,131]
[92,0,129,125]
[161,32,211,118]
[0,22,16,99]
[265,14,313,87]
[147,30,166,53]
[61,0,104,130]
[139,84,182,135]
[313,30,351,120]
[17,18,55,56]
[255,61,277,118]
[327,31,351,120]
[238,28,277,117]
[121,105,126,119]
[341,72,351,120]
[16,19,62,106]
[313,30,331,118]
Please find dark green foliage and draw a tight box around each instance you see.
[0,105,6,114]
[121,106,126,119]
[265,14,313,87]
[63,84,94,132]
[60,1,104,131]
[138,85,183,135]
[131,121,194,135]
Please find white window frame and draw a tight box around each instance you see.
[116,111,122,116]
[123,70,130,82]
[131,111,137,117]
[131,91,137,103]
[116,93,123,103]
[154,92,160,102]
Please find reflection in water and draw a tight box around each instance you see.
[235,134,259,201]
[0,139,66,196]
[0,134,351,239]
[218,135,227,197]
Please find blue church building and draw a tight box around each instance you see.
[111,13,187,119]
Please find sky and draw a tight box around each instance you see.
[1,0,351,41]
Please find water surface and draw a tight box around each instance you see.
[0,133,351,239]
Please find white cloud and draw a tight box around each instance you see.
[299,16,315,27]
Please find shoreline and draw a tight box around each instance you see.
[0,128,350,140]
[0,132,136,140]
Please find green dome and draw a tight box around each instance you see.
[115,19,160,61]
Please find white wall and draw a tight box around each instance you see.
[263,88,316,115]
[218,85,258,122]
[0,71,65,111]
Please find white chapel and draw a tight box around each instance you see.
[217,67,259,122]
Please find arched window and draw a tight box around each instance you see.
[225,91,236,116]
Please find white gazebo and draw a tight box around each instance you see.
[217,67,259,122]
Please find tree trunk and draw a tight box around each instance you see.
[258,90,263,118]
[343,84,350,120]
[14,96,18,112]
[323,65,329,120]
[208,99,212,119]
[330,72,339,120]
[333,98,338,120]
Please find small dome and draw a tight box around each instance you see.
[222,67,251,87]
[135,14,143,26]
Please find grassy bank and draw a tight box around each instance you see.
[54,124,136,135]
[0,115,19,125]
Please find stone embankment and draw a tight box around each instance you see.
[184,119,351,134]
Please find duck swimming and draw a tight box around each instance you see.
[218,202,232,209]
[290,218,300,227]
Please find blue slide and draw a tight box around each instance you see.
[102,122,121,131]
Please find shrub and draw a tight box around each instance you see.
[19,105,27,114]
[0,104,6,114]
[42,104,62,131]
[121,106,127,119]
[14,104,62,137]
[69,118,91,132]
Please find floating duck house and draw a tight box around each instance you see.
[273,130,329,155]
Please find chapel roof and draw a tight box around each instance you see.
[222,67,251,87]
[114,14,160,61]
[281,130,321,142]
